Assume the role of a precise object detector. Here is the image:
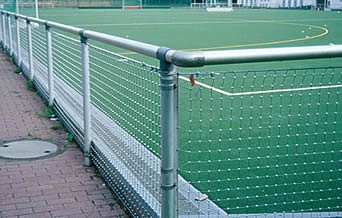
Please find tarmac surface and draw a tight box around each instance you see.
[0,52,130,217]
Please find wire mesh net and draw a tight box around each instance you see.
[19,20,29,76]
[88,44,162,216]
[52,32,85,144]
[31,23,48,97]
[178,67,342,215]
[89,45,161,156]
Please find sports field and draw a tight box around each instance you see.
[24,7,342,66]
[20,7,342,214]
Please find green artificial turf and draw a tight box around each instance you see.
[16,7,342,214]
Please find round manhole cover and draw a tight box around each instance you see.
[0,140,63,160]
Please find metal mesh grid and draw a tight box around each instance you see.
[52,32,82,93]
[89,45,161,156]
[31,23,48,97]
[19,19,29,76]
[178,67,342,215]
[52,32,85,145]
[3,15,10,50]
[88,44,162,216]
[9,15,16,54]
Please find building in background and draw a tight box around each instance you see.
[191,0,342,9]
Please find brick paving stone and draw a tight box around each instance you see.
[1,208,33,217]
[0,52,130,218]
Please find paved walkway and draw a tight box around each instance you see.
[0,52,130,217]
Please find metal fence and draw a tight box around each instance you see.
[1,10,341,217]
[0,0,190,11]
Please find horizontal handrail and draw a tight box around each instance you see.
[165,44,342,67]
[2,10,342,67]
[2,11,160,58]
[82,30,160,58]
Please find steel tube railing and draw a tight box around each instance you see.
[164,45,342,67]
[1,10,342,218]
[4,11,342,68]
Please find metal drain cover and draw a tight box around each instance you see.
[0,140,60,160]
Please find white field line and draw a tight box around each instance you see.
[73,18,342,27]
[75,20,262,27]
[179,75,342,96]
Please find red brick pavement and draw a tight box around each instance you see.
[0,52,130,217]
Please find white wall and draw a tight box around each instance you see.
[330,0,342,9]
[237,0,318,7]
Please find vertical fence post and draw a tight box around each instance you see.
[45,24,54,106]
[7,14,12,55]
[16,0,19,14]
[35,0,39,18]
[157,47,178,218]
[2,12,7,49]
[15,15,21,66]
[26,18,33,80]
[80,31,91,167]
[0,12,3,46]
[173,70,179,215]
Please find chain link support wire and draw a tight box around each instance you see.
[178,67,342,215]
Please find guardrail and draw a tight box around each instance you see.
[1,10,342,217]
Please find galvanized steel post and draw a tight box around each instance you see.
[158,47,178,218]
[26,18,33,80]
[80,31,91,167]
[46,24,54,106]
[0,13,2,43]
[7,14,12,55]
[1,12,7,49]
[15,15,21,66]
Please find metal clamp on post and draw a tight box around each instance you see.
[44,21,49,31]
[79,29,88,44]
[157,47,172,72]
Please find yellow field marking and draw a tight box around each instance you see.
[186,23,329,51]
[117,22,328,55]
[0,57,7,60]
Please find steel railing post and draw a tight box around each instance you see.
[80,31,91,167]
[7,14,12,55]
[26,18,33,80]
[2,12,7,49]
[157,47,178,218]
[46,24,54,106]
[15,15,21,66]
[0,13,3,46]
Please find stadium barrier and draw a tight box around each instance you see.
[0,10,341,217]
